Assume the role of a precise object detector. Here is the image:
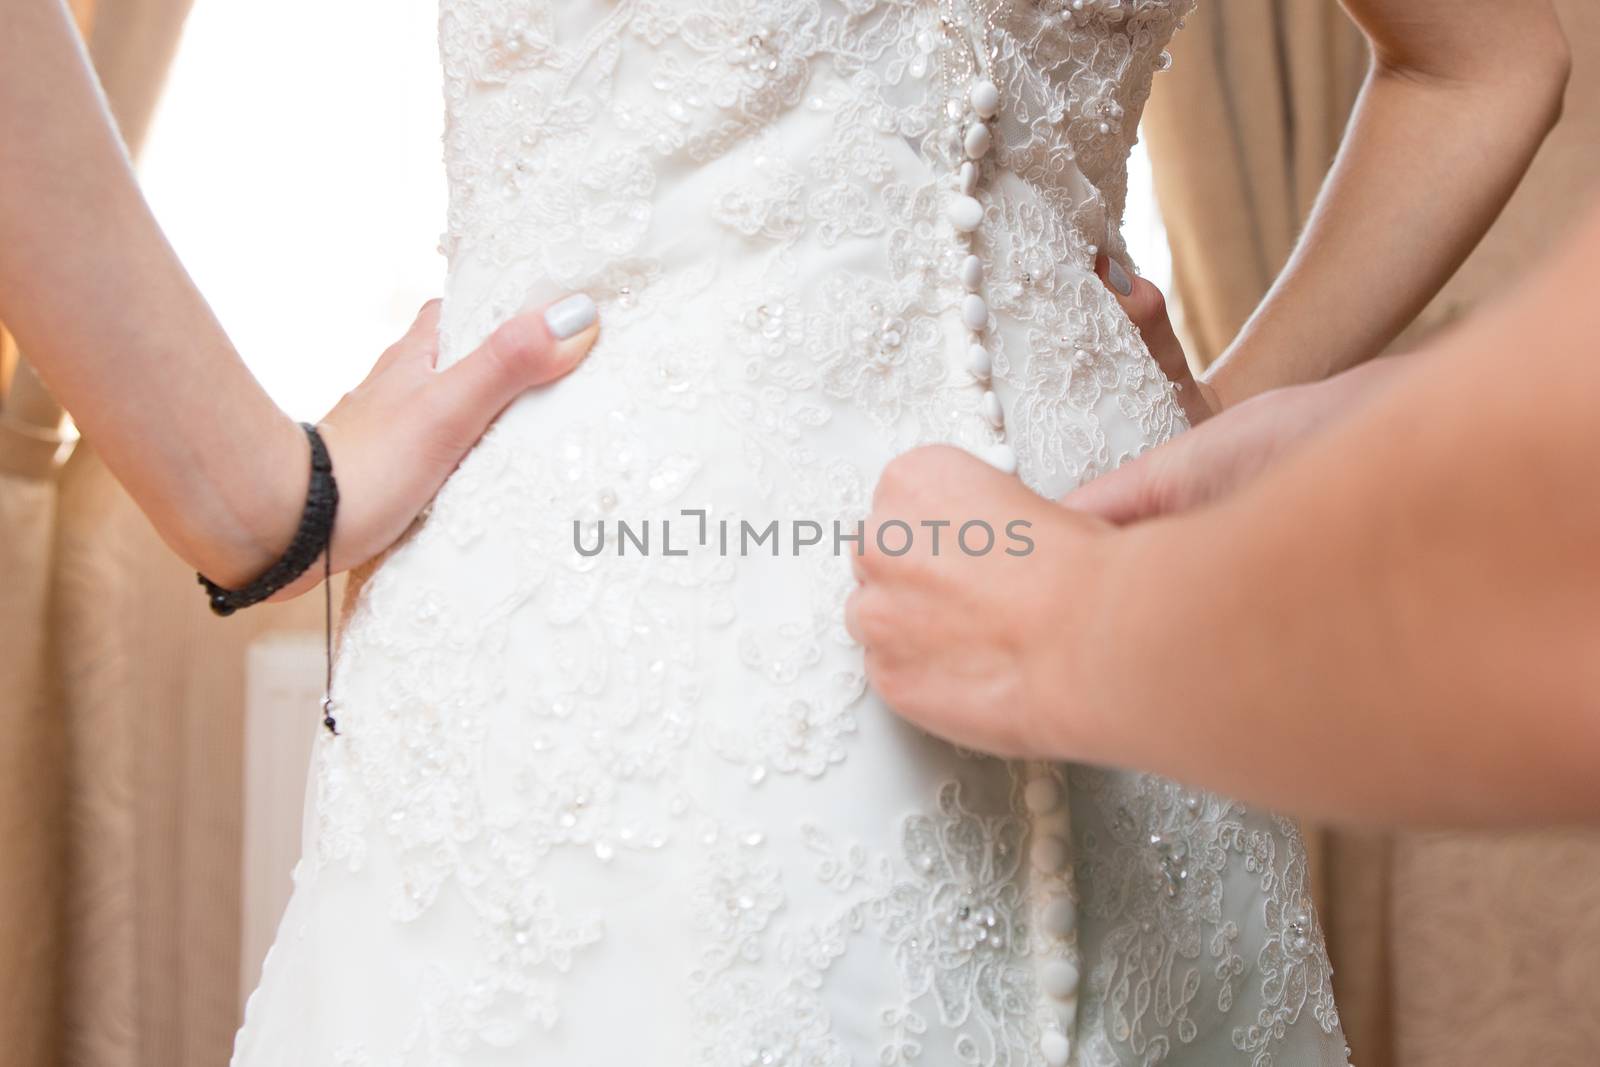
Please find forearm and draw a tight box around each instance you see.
[1087,203,1600,826]
[0,0,303,585]
[1201,3,1571,409]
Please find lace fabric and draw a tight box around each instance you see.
[230,3,1348,1065]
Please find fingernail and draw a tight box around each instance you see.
[544,293,597,339]
[1106,258,1133,297]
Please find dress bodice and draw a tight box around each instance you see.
[229,6,1348,1067]
[437,5,1182,351]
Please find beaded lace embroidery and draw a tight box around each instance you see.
[230,3,1348,1066]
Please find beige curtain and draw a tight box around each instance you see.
[2,17,96,1067]
[0,3,334,1065]
[1,361,72,1067]
[1143,3,1600,1065]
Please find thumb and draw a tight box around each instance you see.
[1060,450,1170,526]
[432,292,599,439]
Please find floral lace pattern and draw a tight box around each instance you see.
[230,2,1349,1065]
[1070,771,1343,1067]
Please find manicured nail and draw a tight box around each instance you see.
[1106,258,1133,297]
[544,293,597,339]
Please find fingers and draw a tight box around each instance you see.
[369,299,445,374]
[846,587,909,710]
[1094,253,1211,423]
[1059,456,1166,525]
[1094,252,1165,325]
[1095,253,1180,359]
[406,298,444,343]
[844,585,867,644]
[849,542,868,584]
[430,292,600,445]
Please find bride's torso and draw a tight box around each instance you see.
[430,0,1190,500]
[235,4,1346,1066]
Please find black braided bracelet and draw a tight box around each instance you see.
[197,421,339,618]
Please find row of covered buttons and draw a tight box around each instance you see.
[942,75,1018,475]
[1025,770,1079,1066]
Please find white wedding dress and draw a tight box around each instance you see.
[232,2,1350,1064]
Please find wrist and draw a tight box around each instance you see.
[1029,515,1151,765]
[192,412,311,589]
[1199,343,1267,411]
[1062,514,1205,771]
[197,419,340,616]
[1194,373,1226,415]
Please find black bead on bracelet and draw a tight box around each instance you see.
[197,421,343,736]
[197,420,339,617]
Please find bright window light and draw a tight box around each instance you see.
[1125,136,1173,297]
[140,0,445,420]
[141,7,1173,417]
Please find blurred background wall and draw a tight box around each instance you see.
[1,2,1597,1066]
[1143,2,1600,1064]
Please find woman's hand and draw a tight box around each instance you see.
[267,294,599,599]
[1064,353,1407,524]
[0,0,605,602]
[846,445,1118,762]
[1094,253,1213,425]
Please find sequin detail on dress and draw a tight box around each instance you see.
[230,4,1347,1065]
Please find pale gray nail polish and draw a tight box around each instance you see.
[1106,258,1133,297]
[544,293,597,339]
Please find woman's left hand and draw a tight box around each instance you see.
[845,445,1118,761]
[266,295,598,599]
[846,259,1200,757]
[1095,253,1213,424]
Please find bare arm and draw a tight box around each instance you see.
[0,0,310,584]
[854,200,1600,827]
[1199,0,1572,410]
[0,0,596,591]
[1088,199,1600,825]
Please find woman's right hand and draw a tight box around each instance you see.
[266,293,599,599]
[1081,256,1411,525]
[1093,253,1213,425]
[1062,354,1407,525]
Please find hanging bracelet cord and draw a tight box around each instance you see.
[196,419,342,735]
[319,530,337,736]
